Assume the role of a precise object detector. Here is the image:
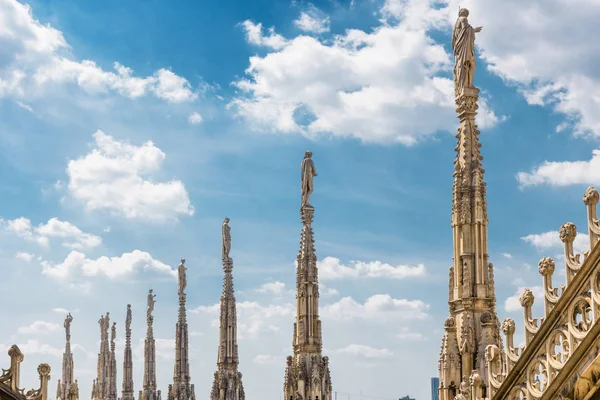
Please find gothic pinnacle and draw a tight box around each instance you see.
[210,218,244,400]
[168,259,195,400]
[141,289,160,400]
[122,305,134,400]
[57,313,78,400]
[284,152,332,400]
[438,9,500,400]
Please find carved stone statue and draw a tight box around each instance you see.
[301,151,317,207]
[222,217,231,262]
[126,304,132,329]
[178,259,187,296]
[64,313,73,342]
[111,322,116,342]
[452,8,482,95]
[147,289,156,318]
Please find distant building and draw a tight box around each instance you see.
[431,377,440,400]
[399,396,415,400]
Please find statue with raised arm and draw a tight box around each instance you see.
[301,151,317,207]
[178,259,187,296]
[147,289,156,319]
[452,8,482,95]
[64,313,73,342]
[222,217,231,262]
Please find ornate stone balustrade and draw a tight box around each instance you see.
[0,345,51,400]
[484,186,600,399]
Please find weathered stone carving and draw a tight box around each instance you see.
[452,8,482,96]
[222,217,231,263]
[301,151,317,207]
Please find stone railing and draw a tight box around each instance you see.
[0,345,51,400]
[484,186,600,399]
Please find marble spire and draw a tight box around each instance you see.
[438,8,501,400]
[139,290,161,400]
[57,313,79,400]
[121,305,134,400]
[92,313,111,400]
[210,218,245,400]
[109,322,117,400]
[167,259,195,400]
[284,151,332,400]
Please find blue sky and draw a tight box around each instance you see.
[1,0,599,399]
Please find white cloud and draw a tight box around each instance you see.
[505,286,544,313]
[41,250,176,281]
[15,101,34,112]
[517,150,600,188]
[321,294,429,322]
[66,130,194,221]
[52,308,70,313]
[0,0,196,102]
[521,230,589,255]
[253,354,283,365]
[502,253,513,259]
[318,256,425,280]
[319,283,339,296]
[231,2,501,144]
[15,251,34,261]
[294,7,330,34]
[192,301,294,339]
[256,281,286,294]
[17,321,61,335]
[240,20,287,50]
[1,217,101,249]
[396,327,426,341]
[0,340,62,358]
[336,344,393,359]
[188,112,203,125]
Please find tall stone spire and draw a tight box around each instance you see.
[109,322,118,400]
[284,151,332,400]
[121,305,135,400]
[438,8,501,400]
[140,289,161,400]
[210,218,245,400]
[57,313,79,400]
[92,313,111,400]
[167,259,196,400]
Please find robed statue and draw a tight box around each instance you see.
[147,289,156,318]
[178,259,187,296]
[452,8,482,95]
[301,151,317,207]
[64,313,73,342]
[222,217,231,262]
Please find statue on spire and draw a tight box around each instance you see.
[178,259,187,297]
[452,8,482,95]
[222,217,232,263]
[301,151,317,207]
[147,289,156,321]
[64,313,73,342]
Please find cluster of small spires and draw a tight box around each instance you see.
[50,215,246,400]
[1,151,330,400]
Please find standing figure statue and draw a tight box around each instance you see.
[301,151,317,207]
[452,8,482,95]
[147,289,156,318]
[64,313,73,342]
[222,217,232,262]
[178,258,187,296]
